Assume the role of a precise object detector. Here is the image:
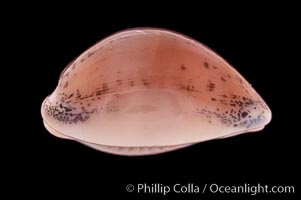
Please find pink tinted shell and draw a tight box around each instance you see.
[41,28,272,155]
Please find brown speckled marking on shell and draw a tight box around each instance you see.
[41,28,272,156]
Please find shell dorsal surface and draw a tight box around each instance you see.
[41,28,271,155]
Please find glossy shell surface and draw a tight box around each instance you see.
[41,28,272,155]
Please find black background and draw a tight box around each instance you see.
[7,3,299,199]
